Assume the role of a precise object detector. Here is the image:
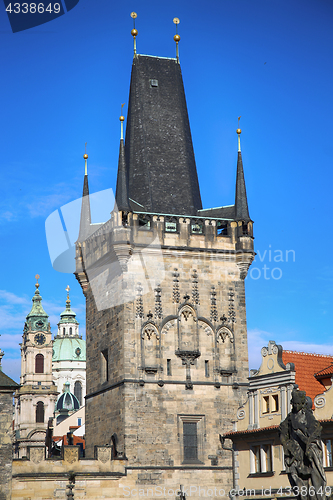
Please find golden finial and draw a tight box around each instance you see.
[35,274,40,289]
[83,142,88,175]
[173,18,180,62]
[131,12,138,56]
[237,117,242,152]
[65,285,70,307]
[120,103,125,140]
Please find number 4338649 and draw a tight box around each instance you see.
[6,3,61,14]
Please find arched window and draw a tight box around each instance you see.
[36,401,44,423]
[74,381,82,406]
[63,327,65,335]
[69,327,72,335]
[35,354,44,373]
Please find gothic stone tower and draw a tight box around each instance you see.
[75,49,254,492]
[14,278,58,458]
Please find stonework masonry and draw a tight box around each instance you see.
[75,207,254,493]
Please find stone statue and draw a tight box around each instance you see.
[45,417,53,458]
[279,389,327,500]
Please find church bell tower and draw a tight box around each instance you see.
[75,17,254,492]
[14,276,58,458]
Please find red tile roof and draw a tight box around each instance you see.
[282,351,333,404]
[224,420,333,438]
[224,425,279,438]
[314,364,333,379]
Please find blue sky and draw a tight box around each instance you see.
[1,0,333,382]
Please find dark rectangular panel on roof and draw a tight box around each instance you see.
[125,55,202,216]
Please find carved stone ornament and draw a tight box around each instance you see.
[141,324,159,340]
[260,387,279,394]
[176,350,201,365]
[64,446,79,464]
[216,327,234,343]
[237,407,246,420]
[314,395,326,409]
[97,446,112,463]
[29,447,44,463]
[261,347,268,357]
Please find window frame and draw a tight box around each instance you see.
[177,414,205,465]
[36,401,44,423]
[250,443,273,474]
[35,353,44,374]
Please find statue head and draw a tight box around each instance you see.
[291,389,306,412]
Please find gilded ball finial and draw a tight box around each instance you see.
[119,115,125,122]
[131,28,138,37]
[174,34,180,42]
[236,128,241,134]
[83,153,88,159]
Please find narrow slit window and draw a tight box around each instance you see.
[205,360,209,378]
[167,359,171,376]
[101,349,109,383]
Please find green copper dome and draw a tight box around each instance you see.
[25,278,49,332]
[52,337,86,362]
[58,290,79,326]
[56,382,80,412]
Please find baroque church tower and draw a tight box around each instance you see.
[52,286,86,407]
[75,21,254,491]
[14,277,58,458]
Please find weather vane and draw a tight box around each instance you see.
[131,12,138,56]
[66,285,70,293]
[173,18,180,62]
[35,274,40,283]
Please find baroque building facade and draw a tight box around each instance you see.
[224,341,333,499]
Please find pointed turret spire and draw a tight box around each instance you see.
[235,127,250,221]
[78,146,92,242]
[115,113,131,212]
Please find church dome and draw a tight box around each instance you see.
[53,337,86,362]
[58,287,79,326]
[56,382,80,412]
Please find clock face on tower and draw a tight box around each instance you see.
[34,333,46,345]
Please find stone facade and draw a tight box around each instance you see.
[0,368,19,500]
[75,205,254,494]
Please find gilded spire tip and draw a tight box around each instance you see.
[120,103,125,140]
[83,142,88,175]
[237,117,242,152]
[173,18,180,62]
[131,12,138,56]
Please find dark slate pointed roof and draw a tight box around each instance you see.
[124,55,202,216]
[235,151,250,221]
[115,139,131,212]
[78,174,92,242]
